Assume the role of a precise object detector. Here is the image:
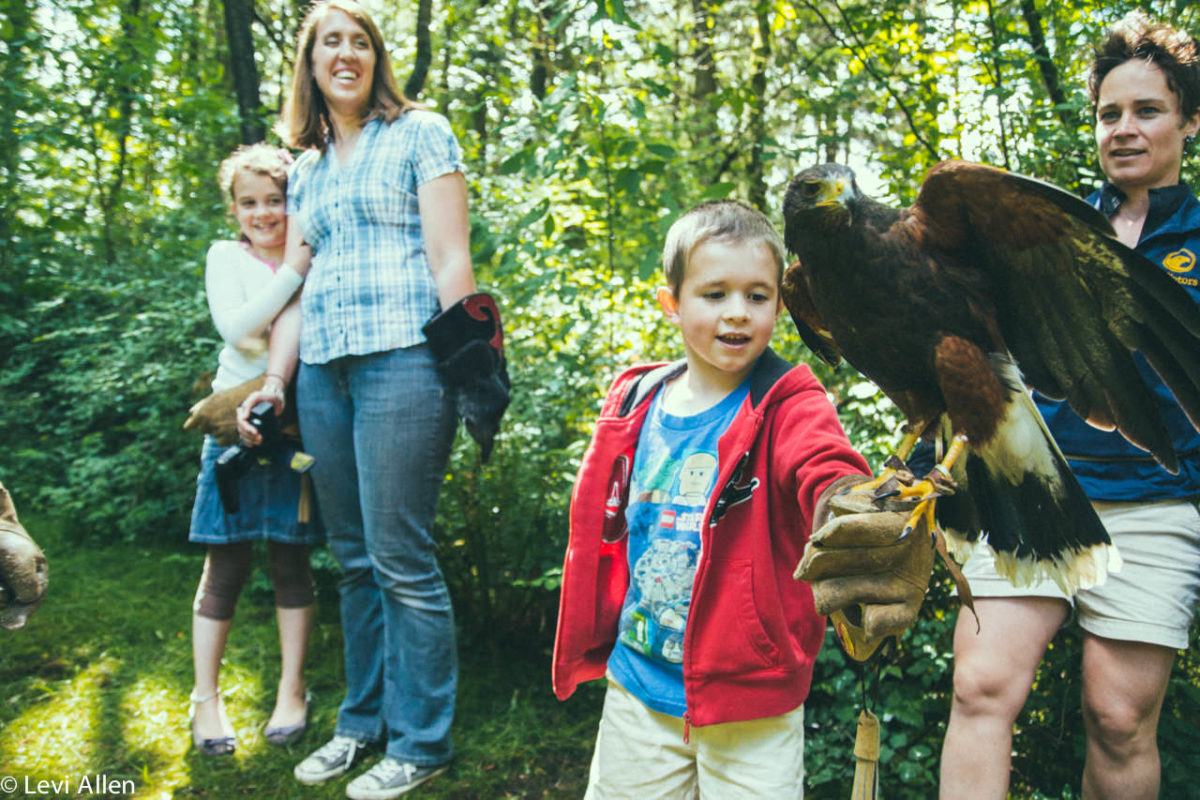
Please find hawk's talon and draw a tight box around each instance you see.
[899,498,929,540]
[840,468,897,498]
[841,441,924,501]
[889,479,942,541]
[872,475,902,499]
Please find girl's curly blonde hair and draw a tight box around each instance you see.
[217,143,290,200]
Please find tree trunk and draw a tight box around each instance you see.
[691,0,717,100]
[222,0,265,144]
[530,0,555,101]
[822,110,838,164]
[406,0,433,98]
[983,0,1012,170]
[1018,0,1075,133]
[100,0,145,264]
[748,2,771,210]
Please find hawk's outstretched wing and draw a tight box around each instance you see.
[908,160,1200,471]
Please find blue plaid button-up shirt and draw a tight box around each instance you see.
[288,110,465,364]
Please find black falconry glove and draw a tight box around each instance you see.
[422,293,511,462]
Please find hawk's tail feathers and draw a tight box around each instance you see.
[940,526,1122,594]
[937,385,1121,595]
[992,538,1122,595]
[938,526,976,565]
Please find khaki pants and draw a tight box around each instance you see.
[961,498,1200,649]
[585,676,805,799]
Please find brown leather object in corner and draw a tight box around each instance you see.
[0,481,48,630]
[183,375,264,446]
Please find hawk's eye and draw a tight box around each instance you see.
[802,181,823,198]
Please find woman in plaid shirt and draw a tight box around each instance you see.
[240,3,478,797]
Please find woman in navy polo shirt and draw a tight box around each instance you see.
[940,13,1200,799]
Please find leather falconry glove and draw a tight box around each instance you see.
[0,481,48,631]
[183,375,265,446]
[794,477,934,661]
[422,293,511,462]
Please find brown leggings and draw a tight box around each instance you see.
[193,541,314,621]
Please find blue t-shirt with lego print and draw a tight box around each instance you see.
[607,380,749,717]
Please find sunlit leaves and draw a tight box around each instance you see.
[516,197,551,228]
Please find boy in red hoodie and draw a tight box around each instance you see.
[553,200,871,797]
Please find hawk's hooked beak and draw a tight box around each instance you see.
[815,178,851,208]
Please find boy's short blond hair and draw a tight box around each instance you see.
[661,200,786,293]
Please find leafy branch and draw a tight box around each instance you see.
[799,0,941,162]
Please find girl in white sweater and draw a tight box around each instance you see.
[187,144,320,756]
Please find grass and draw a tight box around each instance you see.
[4,516,1197,799]
[0,517,602,799]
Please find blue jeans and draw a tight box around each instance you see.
[298,344,457,765]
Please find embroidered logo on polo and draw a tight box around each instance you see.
[1163,248,1196,273]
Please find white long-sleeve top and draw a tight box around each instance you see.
[205,240,304,392]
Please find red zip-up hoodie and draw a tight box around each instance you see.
[553,349,870,727]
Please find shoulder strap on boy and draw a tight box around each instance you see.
[618,360,687,417]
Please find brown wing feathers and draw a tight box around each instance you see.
[913,161,1200,470]
[781,262,842,367]
[1125,305,1200,431]
[1118,240,1200,339]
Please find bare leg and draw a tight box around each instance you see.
[1080,634,1174,800]
[939,597,1067,799]
[267,604,314,729]
[192,613,235,738]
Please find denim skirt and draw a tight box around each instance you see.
[188,436,324,545]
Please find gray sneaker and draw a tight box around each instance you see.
[294,735,368,785]
[345,757,448,799]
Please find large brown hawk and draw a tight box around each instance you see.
[781,160,1200,592]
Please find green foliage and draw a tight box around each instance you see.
[0,517,599,798]
[3,0,1200,796]
[3,252,223,542]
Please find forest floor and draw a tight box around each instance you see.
[0,518,601,799]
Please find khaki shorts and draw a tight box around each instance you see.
[961,498,1200,650]
[585,674,805,799]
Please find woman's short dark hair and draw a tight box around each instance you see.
[1089,11,1200,121]
[278,0,416,149]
